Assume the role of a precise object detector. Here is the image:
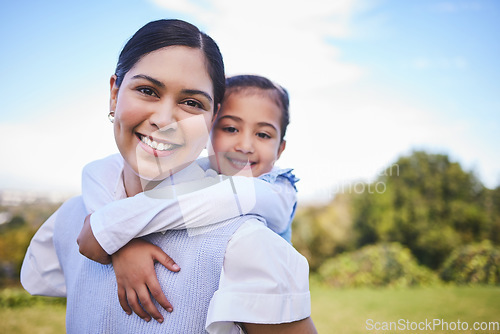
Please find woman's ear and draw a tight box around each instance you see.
[109,75,119,112]
[277,140,286,160]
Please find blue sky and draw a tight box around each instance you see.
[1,0,499,202]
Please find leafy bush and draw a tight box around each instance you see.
[318,243,439,288]
[440,241,500,285]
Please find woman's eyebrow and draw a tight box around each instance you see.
[131,74,165,88]
[182,89,213,103]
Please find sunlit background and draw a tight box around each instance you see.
[1,0,499,203]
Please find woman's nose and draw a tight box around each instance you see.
[150,102,178,132]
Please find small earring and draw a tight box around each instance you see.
[108,111,115,123]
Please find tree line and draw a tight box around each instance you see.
[0,202,60,286]
[292,151,500,286]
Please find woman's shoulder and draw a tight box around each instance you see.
[56,196,87,221]
[83,153,123,176]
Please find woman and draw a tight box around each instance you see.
[21,19,316,333]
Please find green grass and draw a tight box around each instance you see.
[2,284,500,333]
[310,281,500,333]
[0,288,66,334]
[0,304,66,334]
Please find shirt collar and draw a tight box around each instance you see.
[114,157,210,199]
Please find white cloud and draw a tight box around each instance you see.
[153,0,359,39]
[178,0,361,90]
[0,89,116,193]
[280,86,478,202]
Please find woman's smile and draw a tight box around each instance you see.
[137,133,182,155]
[110,46,214,182]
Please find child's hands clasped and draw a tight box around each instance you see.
[111,239,180,323]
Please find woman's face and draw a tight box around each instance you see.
[110,46,215,182]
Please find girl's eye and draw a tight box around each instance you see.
[257,132,271,139]
[222,126,238,133]
[138,87,158,97]
[182,100,203,109]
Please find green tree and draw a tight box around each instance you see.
[0,202,60,286]
[352,151,492,269]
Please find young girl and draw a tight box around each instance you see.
[21,19,316,333]
[77,75,299,322]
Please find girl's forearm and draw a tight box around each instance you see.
[90,174,296,254]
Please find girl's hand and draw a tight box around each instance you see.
[111,239,180,323]
[77,214,111,264]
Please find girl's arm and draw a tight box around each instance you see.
[81,159,297,258]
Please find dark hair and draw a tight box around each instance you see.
[115,19,225,109]
[224,75,290,142]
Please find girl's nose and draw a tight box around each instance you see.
[235,134,254,154]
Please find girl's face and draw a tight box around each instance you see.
[209,91,286,177]
[110,46,215,183]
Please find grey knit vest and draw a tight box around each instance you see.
[54,196,250,333]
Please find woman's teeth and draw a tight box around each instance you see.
[141,135,175,151]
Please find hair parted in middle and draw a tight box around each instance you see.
[114,19,225,111]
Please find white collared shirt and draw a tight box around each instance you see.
[21,156,311,333]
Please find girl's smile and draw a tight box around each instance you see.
[223,153,256,170]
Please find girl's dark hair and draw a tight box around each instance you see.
[115,19,225,109]
[225,75,290,142]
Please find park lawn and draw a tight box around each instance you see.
[1,283,499,333]
[311,281,500,333]
[0,304,66,334]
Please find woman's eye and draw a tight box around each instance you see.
[257,132,271,139]
[138,87,158,97]
[183,100,203,108]
[222,126,238,133]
